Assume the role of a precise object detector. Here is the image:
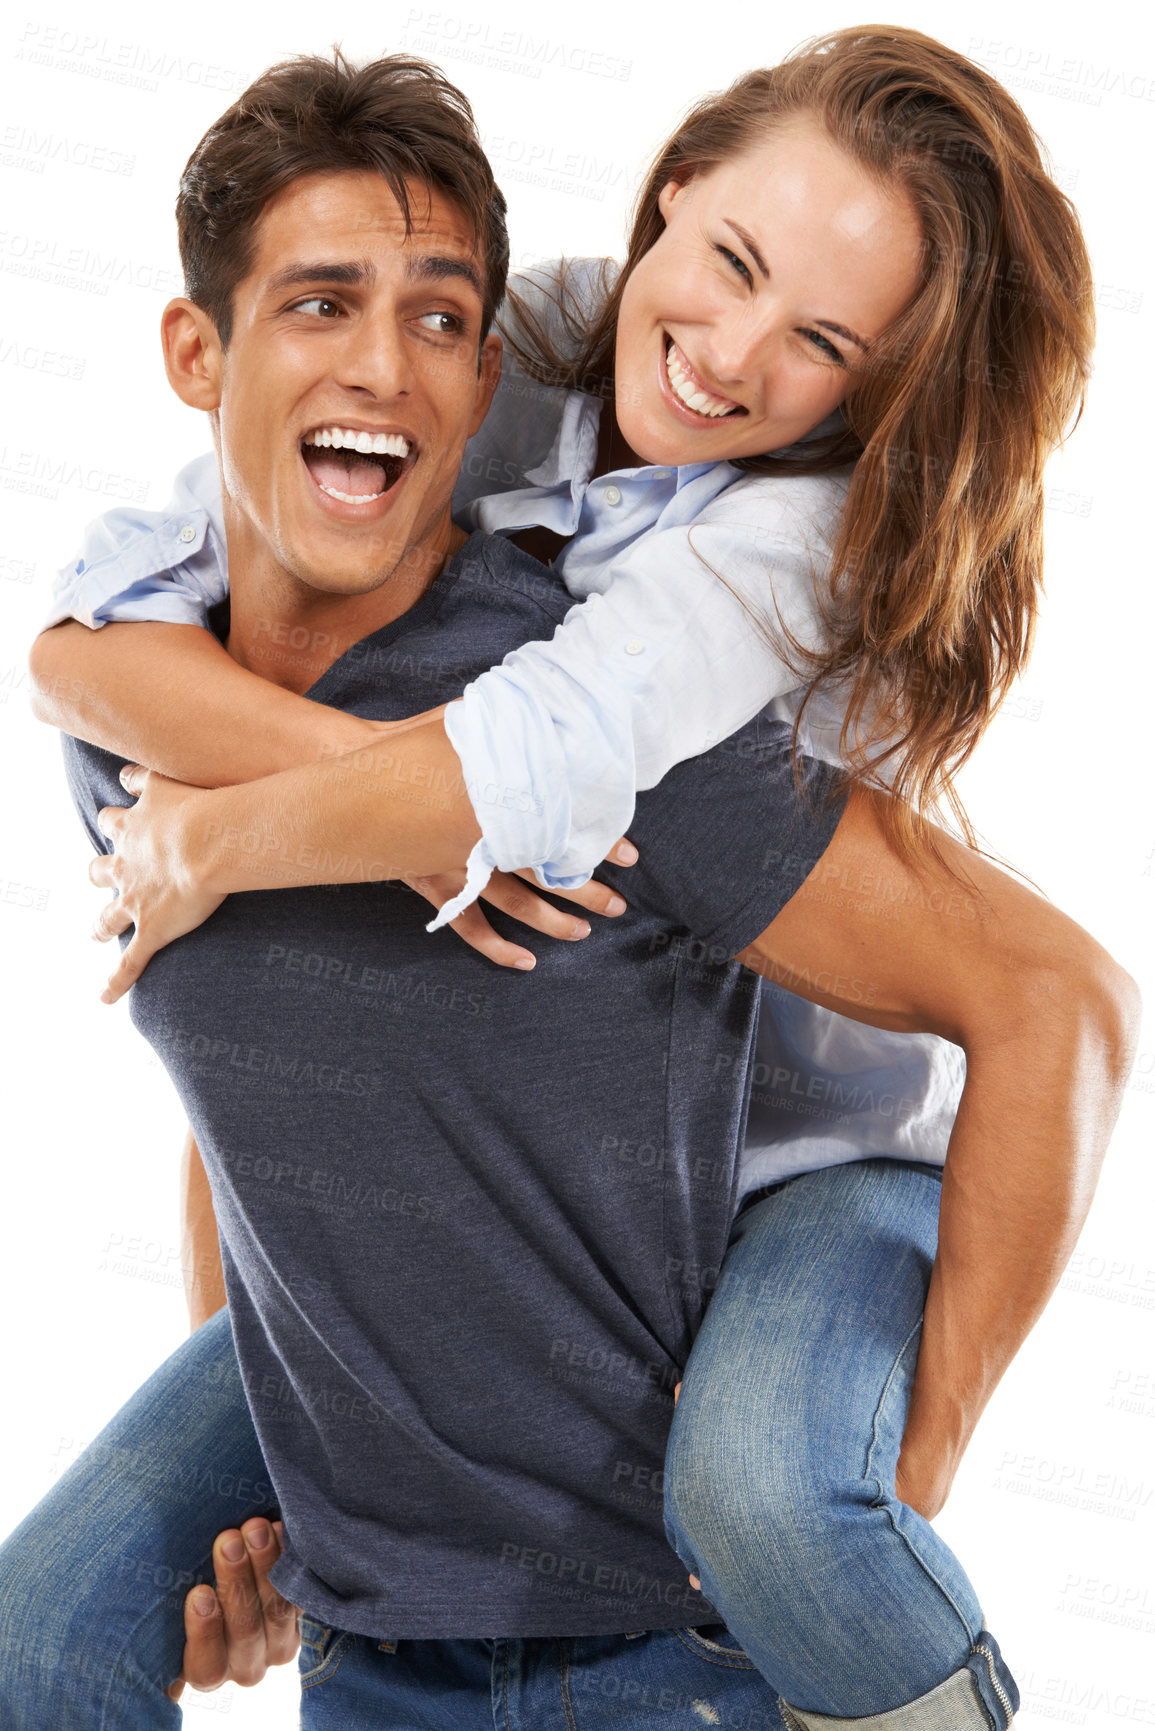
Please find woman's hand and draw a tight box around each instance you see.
[90,761,640,1000]
[91,764,223,1004]
[405,843,636,971]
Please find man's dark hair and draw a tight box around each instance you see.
[176,49,509,349]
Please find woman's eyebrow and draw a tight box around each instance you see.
[723,219,868,351]
[723,219,771,279]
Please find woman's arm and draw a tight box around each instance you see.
[29,621,377,786]
[739,787,1142,1517]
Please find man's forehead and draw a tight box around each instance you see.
[249,169,481,279]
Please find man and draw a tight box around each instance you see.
[4,48,1136,1731]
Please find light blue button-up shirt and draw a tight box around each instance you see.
[47,260,962,1190]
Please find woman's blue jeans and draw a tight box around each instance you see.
[0,1157,1017,1728]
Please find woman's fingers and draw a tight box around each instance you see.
[91,899,133,943]
[481,873,593,941]
[100,932,157,1005]
[510,869,627,919]
[404,874,538,971]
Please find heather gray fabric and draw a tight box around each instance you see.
[63,531,844,1640]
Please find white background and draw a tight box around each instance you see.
[1,1,1152,1724]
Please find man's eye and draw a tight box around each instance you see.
[715,245,752,285]
[291,297,343,318]
[418,311,466,335]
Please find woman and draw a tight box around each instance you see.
[16,26,1107,1728]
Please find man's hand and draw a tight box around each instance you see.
[893,1442,952,1522]
[165,1518,300,1701]
[90,763,223,1003]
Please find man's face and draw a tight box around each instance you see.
[207,168,499,604]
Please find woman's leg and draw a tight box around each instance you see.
[0,1306,276,1729]
[663,1158,1018,1728]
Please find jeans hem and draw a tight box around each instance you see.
[778,1630,1017,1731]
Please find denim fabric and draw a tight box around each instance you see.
[664,1159,1017,1727]
[296,1619,789,1728]
[0,1164,1018,1728]
[0,1307,274,1730]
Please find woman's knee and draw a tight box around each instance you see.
[0,1497,181,1727]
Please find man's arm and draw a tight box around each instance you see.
[738,786,1141,1516]
[181,1129,227,1331]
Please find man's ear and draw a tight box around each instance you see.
[161,298,223,411]
[469,331,503,437]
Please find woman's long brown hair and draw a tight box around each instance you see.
[502,26,1095,850]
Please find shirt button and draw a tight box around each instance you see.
[178,524,197,544]
[649,468,672,480]
[603,485,622,506]
[625,639,645,655]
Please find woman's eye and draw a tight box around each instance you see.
[803,329,846,366]
[418,311,466,335]
[292,297,342,319]
[715,245,752,285]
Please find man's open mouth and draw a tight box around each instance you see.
[301,426,416,504]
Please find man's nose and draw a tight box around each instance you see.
[332,312,416,400]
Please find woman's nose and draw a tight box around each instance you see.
[699,305,782,392]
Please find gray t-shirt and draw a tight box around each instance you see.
[63,531,844,1641]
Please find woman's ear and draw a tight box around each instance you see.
[161,298,223,411]
[657,176,693,224]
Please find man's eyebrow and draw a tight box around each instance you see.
[722,219,869,352]
[265,259,377,295]
[405,253,482,298]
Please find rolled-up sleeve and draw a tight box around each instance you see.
[431,471,847,929]
[45,452,227,631]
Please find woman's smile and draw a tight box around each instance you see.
[613,117,924,468]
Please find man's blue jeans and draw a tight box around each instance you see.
[0,1158,1017,1727]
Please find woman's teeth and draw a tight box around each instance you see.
[665,344,739,418]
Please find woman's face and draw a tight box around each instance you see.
[613,117,925,467]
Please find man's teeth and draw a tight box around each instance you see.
[303,427,411,457]
[319,484,385,503]
[665,345,738,418]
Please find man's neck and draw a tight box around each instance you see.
[224,516,468,695]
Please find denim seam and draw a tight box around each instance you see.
[300,1630,354,1689]
[557,1637,578,1731]
[501,1638,513,1731]
[862,1319,976,1645]
[298,1616,329,1653]
[98,1548,218,1726]
[674,1626,758,1670]
[659,960,682,1348]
